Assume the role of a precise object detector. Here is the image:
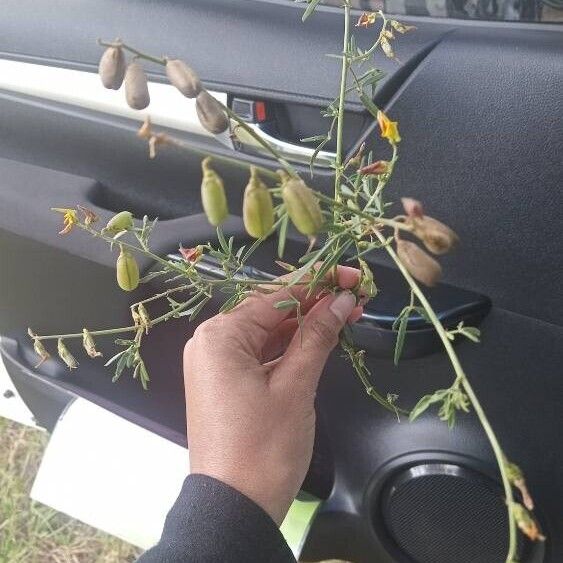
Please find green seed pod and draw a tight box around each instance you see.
[281,177,323,236]
[57,338,78,370]
[201,157,228,226]
[82,329,102,358]
[166,59,202,98]
[116,246,140,291]
[396,239,442,287]
[99,46,126,90]
[196,91,229,135]
[243,167,274,239]
[105,211,134,234]
[124,61,150,110]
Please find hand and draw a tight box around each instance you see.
[183,266,363,525]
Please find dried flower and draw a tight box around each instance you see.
[410,216,459,255]
[57,338,78,370]
[52,208,79,235]
[82,329,102,358]
[179,245,203,263]
[358,259,377,298]
[377,110,401,144]
[98,46,126,90]
[166,59,202,98]
[381,37,395,60]
[513,503,545,542]
[105,211,134,234]
[136,303,152,334]
[359,160,389,176]
[390,20,417,34]
[124,61,150,110]
[116,245,140,291]
[396,239,442,286]
[28,328,50,367]
[506,460,534,511]
[401,197,424,218]
[138,116,153,140]
[356,12,377,28]
[281,176,323,237]
[77,205,99,226]
[243,167,275,239]
[196,91,229,135]
[201,157,229,226]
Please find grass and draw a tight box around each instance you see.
[0,416,141,563]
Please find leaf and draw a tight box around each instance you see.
[217,226,229,254]
[302,0,323,22]
[220,292,244,313]
[394,311,410,366]
[112,352,129,383]
[301,135,327,143]
[409,390,448,422]
[460,326,481,343]
[278,214,289,259]
[189,296,211,321]
[274,299,297,310]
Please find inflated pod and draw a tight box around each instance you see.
[99,46,126,90]
[196,90,229,134]
[201,157,228,226]
[396,239,442,287]
[411,216,459,255]
[281,176,323,236]
[166,59,202,98]
[105,211,134,234]
[124,61,150,110]
[116,246,140,291]
[243,167,274,239]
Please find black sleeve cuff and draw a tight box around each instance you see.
[138,473,296,563]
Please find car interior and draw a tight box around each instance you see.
[0,1,561,561]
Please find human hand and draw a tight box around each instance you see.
[183,266,363,525]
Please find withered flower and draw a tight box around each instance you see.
[356,12,377,28]
[57,338,78,370]
[179,245,203,263]
[359,160,389,176]
[513,503,545,542]
[28,328,50,368]
[82,329,102,358]
[52,208,79,235]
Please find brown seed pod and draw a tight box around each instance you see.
[201,157,229,226]
[243,167,275,239]
[411,216,459,255]
[99,46,126,90]
[124,61,150,110]
[281,177,323,236]
[396,239,442,287]
[196,91,229,135]
[166,59,202,98]
[116,246,140,291]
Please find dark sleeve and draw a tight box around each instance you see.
[137,473,297,563]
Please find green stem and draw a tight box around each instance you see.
[97,39,167,66]
[374,230,517,563]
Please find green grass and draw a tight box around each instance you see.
[0,417,141,563]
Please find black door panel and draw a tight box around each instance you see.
[1,1,561,561]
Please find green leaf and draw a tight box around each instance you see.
[220,293,244,313]
[217,226,229,254]
[278,214,289,259]
[274,299,298,310]
[460,326,481,343]
[189,296,211,321]
[394,311,410,366]
[409,390,448,422]
[302,0,323,22]
[301,135,327,143]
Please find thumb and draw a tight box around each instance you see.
[273,291,357,394]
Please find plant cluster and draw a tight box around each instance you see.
[27,3,544,559]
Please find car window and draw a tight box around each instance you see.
[318,0,563,23]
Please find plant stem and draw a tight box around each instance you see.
[374,230,517,563]
[97,39,167,66]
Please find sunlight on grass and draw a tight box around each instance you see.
[0,417,141,563]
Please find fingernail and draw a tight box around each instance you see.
[329,291,356,324]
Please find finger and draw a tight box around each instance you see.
[261,318,299,363]
[273,291,357,395]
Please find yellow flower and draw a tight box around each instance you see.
[377,110,401,144]
[51,208,79,235]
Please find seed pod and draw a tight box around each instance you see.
[116,246,140,291]
[358,160,389,176]
[105,211,134,234]
[166,59,202,98]
[200,158,229,226]
[82,329,102,358]
[358,259,377,298]
[124,61,150,110]
[281,177,323,236]
[401,197,424,218]
[99,46,126,90]
[137,303,152,334]
[411,216,459,255]
[28,328,50,367]
[196,91,229,135]
[243,167,274,239]
[396,239,442,287]
[57,338,78,370]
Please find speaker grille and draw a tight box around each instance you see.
[381,464,518,563]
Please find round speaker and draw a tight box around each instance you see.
[378,463,525,563]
